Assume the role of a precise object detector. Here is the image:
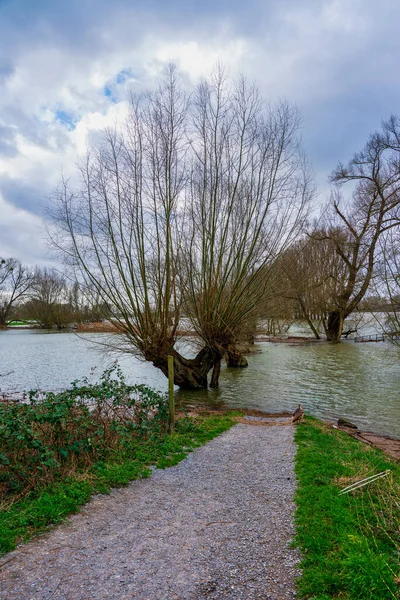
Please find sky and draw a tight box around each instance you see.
[0,0,400,265]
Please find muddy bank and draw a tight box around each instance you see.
[334,425,400,461]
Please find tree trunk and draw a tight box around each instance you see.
[210,359,221,388]
[225,346,249,368]
[306,317,321,340]
[297,298,320,339]
[326,311,344,342]
[150,346,222,390]
[247,333,256,345]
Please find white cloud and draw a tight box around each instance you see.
[0,26,248,230]
[150,37,247,81]
[1,0,400,262]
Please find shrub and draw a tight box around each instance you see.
[0,364,168,500]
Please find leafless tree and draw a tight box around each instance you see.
[180,72,311,379]
[274,233,341,339]
[24,267,74,329]
[323,116,400,341]
[376,229,400,343]
[49,66,312,388]
[0,258,33,328]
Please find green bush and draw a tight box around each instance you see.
[0,409,237,554]
[0,364,168,499]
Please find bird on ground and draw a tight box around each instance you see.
[292,404,304,423]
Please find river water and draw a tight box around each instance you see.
[0,329,399,439]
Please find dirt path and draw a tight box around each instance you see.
[0,421,300,600]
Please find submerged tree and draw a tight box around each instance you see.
[50,66,311,388]
[274,233,339,339]
[376,229,400,342]
[323,115,400,341]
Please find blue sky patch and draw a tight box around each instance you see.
[116,68,134,85]
[103,68,135,102]
[103,85,117,102]
[55,110,77,130]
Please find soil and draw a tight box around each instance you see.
[335,425,400,461]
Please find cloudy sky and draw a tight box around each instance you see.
[0,0,399,265]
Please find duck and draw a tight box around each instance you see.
[292,403,304,423]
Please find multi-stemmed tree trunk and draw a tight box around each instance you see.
[50,66,311,388]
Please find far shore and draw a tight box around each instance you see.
[5,321,330,342]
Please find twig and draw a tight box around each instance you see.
[339,470,391,495]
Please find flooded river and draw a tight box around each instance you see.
[0,329,399,438]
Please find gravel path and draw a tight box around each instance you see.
[0,422,300,599]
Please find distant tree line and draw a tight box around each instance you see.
[0,264,109,329]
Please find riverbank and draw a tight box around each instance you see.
[3,328,399,438]
[295,417,400,599]
[0,412,399,599]
[334,423,400,461]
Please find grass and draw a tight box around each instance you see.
[0,412,237,556]
[294,417,400,599]
[6,320,36,327]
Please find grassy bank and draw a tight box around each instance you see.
[0,366,237,555]
[295,417,400,599]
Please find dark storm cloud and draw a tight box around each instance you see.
[0,177,48,215]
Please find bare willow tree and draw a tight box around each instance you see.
[322,115,400,341]
[25,267,74,329]
[181,73,311,380]
[0,258,33,328]
[50,66,311,388]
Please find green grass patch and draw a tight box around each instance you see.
[294,417,400,599]
[0,412,236,555]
